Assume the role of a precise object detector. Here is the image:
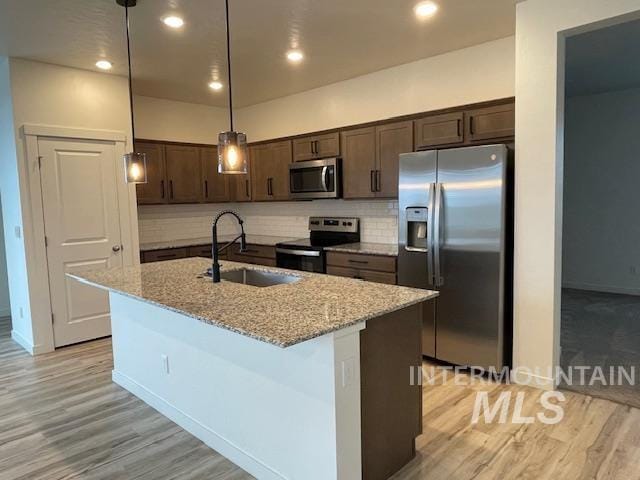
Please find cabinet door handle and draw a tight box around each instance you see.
[469,116,474,135]
[245,179,250,198]
[204,180,209,198]
[311,140,316,155]
[457,118,462,137]
[376,170,381,192]
[370,170,375,193]
[169,180,174,199]
[266,177,271,196]
[160,180,165,199]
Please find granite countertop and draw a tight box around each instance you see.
[325,242,398,256]
[139,234,297,252]
[69,258,437,348]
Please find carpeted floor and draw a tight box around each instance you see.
[561,288,640,408]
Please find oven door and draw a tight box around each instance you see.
[276,248,325,273]
[289,158,341,199]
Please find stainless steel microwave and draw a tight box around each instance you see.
[289,158,342,199]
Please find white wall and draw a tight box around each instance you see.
[236,37,515,142]
[562,88,640,295]
[514,0,640,389]
[133,95,228,145]
[0,201,10,317]
[0,57,29,338]
[4,58,135,353]
[138,200,398,246]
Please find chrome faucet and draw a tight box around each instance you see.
[211,210,247,283]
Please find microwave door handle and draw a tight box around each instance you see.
[321,166,329,191]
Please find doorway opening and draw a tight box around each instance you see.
[561,18,640,407]
[0,197,11,338]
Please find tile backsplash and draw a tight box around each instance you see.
[138,199,399,245]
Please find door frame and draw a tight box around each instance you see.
[21,124,139,352]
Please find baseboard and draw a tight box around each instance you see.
[11,329,34,355]
[511,369,556,391]
[562,281,640,296]
[112,370,286,480]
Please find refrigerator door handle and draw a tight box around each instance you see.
[434,182,444,287]
[426,182,436,285]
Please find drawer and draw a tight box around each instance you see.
[238,257,277,267]
[327,266,396,285]
[142,247,188,263]
[188,244,213,258]
[229,243,276,259]
[326,252,396,273]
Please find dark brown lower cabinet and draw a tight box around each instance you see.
[227,244,276,266]
[360,302,423,480]
[141,248,188,263]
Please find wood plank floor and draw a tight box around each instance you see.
[1,316,639,480]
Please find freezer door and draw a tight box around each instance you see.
[434,144,507,369]
[398,151,437,289]
[398,151,437,357]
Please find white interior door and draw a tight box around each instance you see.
[38,137,123,347]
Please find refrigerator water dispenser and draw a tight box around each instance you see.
[405,207,428,251]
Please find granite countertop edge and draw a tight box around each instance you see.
[71,273,436,348]
[69,260,436,348]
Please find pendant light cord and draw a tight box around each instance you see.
[125,1,136,144]
[225,0,234,131]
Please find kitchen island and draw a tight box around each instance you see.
[70,258,437,480]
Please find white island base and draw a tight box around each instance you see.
[110,292,366,480]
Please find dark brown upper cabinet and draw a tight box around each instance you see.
[165,145,203,203]
[414,112,464,150]
[251,140,292,201]
[341,121,412,199]
[135,142,167,204]
[341,127,377,199]
[465,103,515,143]
[228,158,252,202]
[375,120,413,198]
[292,132,340,162]
[200,146,230,203]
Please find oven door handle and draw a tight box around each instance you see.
[276,248,321,257]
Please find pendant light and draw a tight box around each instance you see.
[117,0,147,184]
[218,0,248,174]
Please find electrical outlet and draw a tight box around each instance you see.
[161,354,170,374]
[341,357,355,388]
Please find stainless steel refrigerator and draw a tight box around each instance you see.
[398,144,512,370]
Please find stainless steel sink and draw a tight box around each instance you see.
[219,268,301,287]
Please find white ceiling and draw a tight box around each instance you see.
[0,0,516,107]
[566,18,640,98]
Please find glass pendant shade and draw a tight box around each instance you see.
[218,131,248,174]
[124,152,147,183]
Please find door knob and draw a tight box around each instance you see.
[112,245,122,252]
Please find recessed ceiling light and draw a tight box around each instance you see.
[414,1,438,19]
[163,15,184,28]
[286,50,304,63]
[95,60,113,70]
[208,81,223,91]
